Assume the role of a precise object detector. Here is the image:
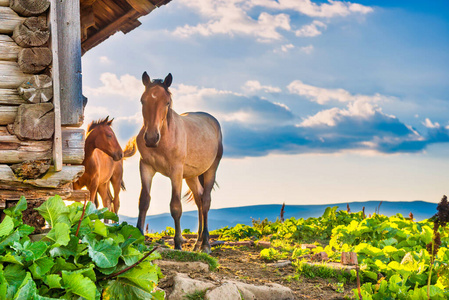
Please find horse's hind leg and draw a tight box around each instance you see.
[200,157,222,253]
[185,177,204,251]
[111,167,123,214]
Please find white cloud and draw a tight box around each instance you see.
[423,118,440,128]
[280,43,294,53]
[287,80,395,104]
[84,73,144,100]
[99,56,112,64]
[300,100,378,127]
[300,45,314,54]
[250,0,373,18]
[173,1,290,42]
[242,80,282,93]
[295,20,327,37]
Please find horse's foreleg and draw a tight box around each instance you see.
[169,169,184,250]
[185,177,204,251]
[137,160,155,234]
[88,176,99,207]
[111,173,122,215]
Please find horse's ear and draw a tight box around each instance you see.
[107,118,114,126]
[164,73,173,88]
[142,72,150,87]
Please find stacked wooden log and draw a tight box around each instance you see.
[0,0,85,202]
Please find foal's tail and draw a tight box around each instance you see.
[183,174,219,204]
[123,136,137,158]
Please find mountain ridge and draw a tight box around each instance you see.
[119,200,437,233]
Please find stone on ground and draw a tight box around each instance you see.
[168,273,215,300]
[228,281,295,300]
[205,282,242,300]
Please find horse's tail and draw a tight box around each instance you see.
[123,137,137,159]
[183,174,219,204]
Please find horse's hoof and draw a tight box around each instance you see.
[201,246,211,254]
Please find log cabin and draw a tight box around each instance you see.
[0,0,171,225]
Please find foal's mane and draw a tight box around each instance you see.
[87,116,113,133]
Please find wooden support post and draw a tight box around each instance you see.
[50,0,62,171]
[0,106,17,125]
[51,0,83,127]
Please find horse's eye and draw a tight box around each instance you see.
[106,134,113,138]
[167,102,170,106]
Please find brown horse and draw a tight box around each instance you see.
[135,72,223,253]
[74,117,136,214]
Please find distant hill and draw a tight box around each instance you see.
[119,201,437,233]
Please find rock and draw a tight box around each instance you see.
[268,260,292,268]
[227,281,295,300]
[312,252,329,262]
[300,244,317,249]
[205,282,242,300]
[156,260,210,273]
[257,241,271,248]
[168,273,215,300]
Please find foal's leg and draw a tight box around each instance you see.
[137,160,155,234]
[169,167,184,250]
[97,183,112,211]
[111,168,122,214]
[88,175,100,207]
[185,177,204,251]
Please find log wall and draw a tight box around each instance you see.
[0,0,85,202]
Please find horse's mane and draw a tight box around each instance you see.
[87,116,113,133]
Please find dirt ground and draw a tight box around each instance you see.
[159,239,356,300]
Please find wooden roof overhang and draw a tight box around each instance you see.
[80,0,171,54]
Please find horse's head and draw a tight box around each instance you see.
[87,116,123,161]
[140,72,173,148]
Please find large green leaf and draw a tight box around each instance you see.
[12,272,34,300]
[17,224,35,238]
[62,271,96,300]
[116,261,159,294]
[0,230,20,253]
[102,279,164,300]
[15,240,48,262]
[30,257,55,280]
[35,195,70,227]
[49,235,79,258]
[0,252,23,265]
[46,223,70,247]
[4,196,27,218]
[119,225,144,244]
[94,220,108,237]
[121,247,143,266]
[0,265,7,299]
[0,216,14,237]
[3,264,26,299]
[43,274,62,290]
[84,236,122,268]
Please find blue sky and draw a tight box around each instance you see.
[81,0,449,217]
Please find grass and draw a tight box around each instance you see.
[295,261,354,283]
[183,289,208,300]
[160,249,219,271]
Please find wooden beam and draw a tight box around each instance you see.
[65,189,90,202]
[125,0,155,14]
[0,61,29,89]
[0,127,84,164]
[0,185,72,201]
[0,106,17,125]
[0,0,10,7]
[0,89,26,105]
[0,35,21,61]
[82,9,140,52]
[0,164,84,188]
[0,6,25,34]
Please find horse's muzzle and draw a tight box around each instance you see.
[144,132,160,148]
[112,151,123,161]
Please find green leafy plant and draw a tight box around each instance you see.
[0,196,164,300]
